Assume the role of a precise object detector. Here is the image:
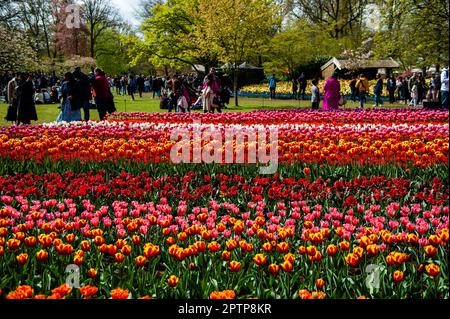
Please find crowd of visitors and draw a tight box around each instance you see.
[1,66,448,124]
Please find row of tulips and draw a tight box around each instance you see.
[0,171,447,206]
[0,193,448,299]
[0,119,448,167]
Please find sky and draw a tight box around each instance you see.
[112,0,141,27]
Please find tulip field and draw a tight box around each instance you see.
[0,109,448,299]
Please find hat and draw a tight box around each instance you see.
[332,70,339,78]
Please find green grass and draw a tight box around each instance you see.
[0,92,410,126]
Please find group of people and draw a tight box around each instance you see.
[303,68,449,111]
[4,67,116,124]
[158,68,232,113]
[112,75,165,100]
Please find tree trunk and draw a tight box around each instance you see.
[90,25,95,58]
[234,67,239,107]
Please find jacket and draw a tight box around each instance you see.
[356,77,369,93]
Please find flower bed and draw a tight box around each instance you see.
[0,109,448,299]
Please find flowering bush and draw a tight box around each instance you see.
[0,109,448,299]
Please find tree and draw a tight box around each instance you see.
[16,0,57,58]
[95,28,132,75]
[373,0,449,70]
[262,19,342,77]
[0,25,38,73]
[198,0,279,106]
[0,0,20,27]
[287,0,369,40]
[81,0,121,58]
[138,0,218,73]
[135,0,166,21]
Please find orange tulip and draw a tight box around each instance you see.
[316,278,325,290]
[7,238,21,250]
[326,244,338,256]
[24,236,37,248]
[79,285,98,299]
[208,241,221,253]
[132,235,141,245]
[284,253,295,263]
[168,275,179,287]
[268,264,280,276]
[298,289,312,299]
[303,167,311,175]
[135,255,147,267]
[339,241,350,251]
[52,284,72,297]
[16,253,28,265]
[80,240,91,252]
[121,245,132,255]
[424,245,437,257]
[94,236,104,246]
[393,270,404,283]
[252,254,267,266]
[222,251,231,261]
[36,249,48,262]
[277,242,289,254]
[114,253,125,263]
[110,288,129,299]
[366,244,379,257]
[425,263,440,277]
[226,239,237,250]
[229,260,241,272]
[280,260,293,272]
[87,268,97,279]
[353,246,364,258]
[262,242,273,252]
[345,253,359,268]
[298,245,307,255]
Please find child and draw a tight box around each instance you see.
[311,79,320,110]
[409,80,418,107]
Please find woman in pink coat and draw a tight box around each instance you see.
[323,71,341,110]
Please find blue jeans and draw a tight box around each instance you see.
[441,90,449,108]
[375,93,383,106]
[359,92,366,108]
[82,100,90,121]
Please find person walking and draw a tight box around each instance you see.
[73,67,91,121]
[298,72,307,100]
[152,76,161,99]
[355,74,369,108]
[5,73,21,122]
[292,78,298,100]
[16,73,38,125]
[56,72,82,123]
[128,75,137,101]
[311,79,320,110]
[137,74,145,98]
[322,71,341,110]
[373,74,384,107]
[269,74,277,100]
[349,76,357,103]
[408,80,419,107]
[121,76,128,96]
[387,75,396,104]
[441,67,449,109]
[92,68,111,121]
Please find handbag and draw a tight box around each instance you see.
[5,101,17,122]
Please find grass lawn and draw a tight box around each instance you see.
[0,92,410,126]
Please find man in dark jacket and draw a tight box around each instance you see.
[73,67,92,121]
[137,74,145,98]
